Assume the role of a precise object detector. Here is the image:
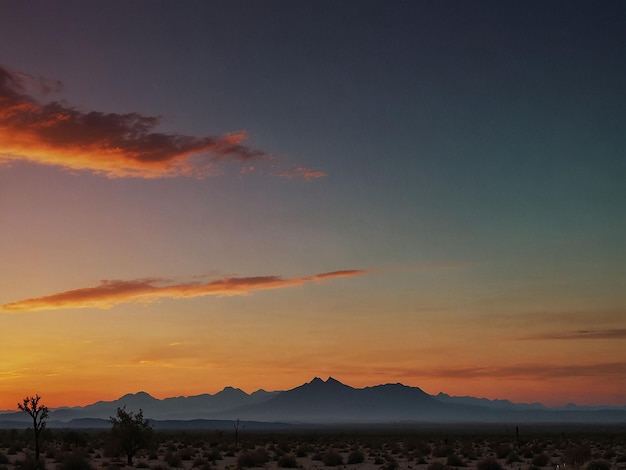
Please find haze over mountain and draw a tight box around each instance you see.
[2,377,624,429]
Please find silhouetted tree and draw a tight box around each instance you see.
[18,395,49,466]
[109,406,153,465]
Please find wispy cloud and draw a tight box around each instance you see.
[277,167,327,181]
[1,269,372,313]
[0,65,275,178]
[515,329,626,341]
[387,362,626,380]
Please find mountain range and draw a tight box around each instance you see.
[1,377,624,428]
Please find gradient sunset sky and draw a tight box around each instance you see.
[1,1,625,410]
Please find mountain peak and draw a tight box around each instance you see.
[218,386,248,396]
[119,391,156,401]
[325,376,348,387]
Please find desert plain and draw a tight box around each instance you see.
[1,425,625,470]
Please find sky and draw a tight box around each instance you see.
[1,1,625,410]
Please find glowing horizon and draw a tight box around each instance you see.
[1,2,624,412]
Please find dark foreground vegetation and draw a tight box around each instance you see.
[0,424,624,470]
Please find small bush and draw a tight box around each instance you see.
[8,444,21,455]
[426,463,448,470]
[564,445,591,466]
[192,457,207,468]
[531,453,550,466]
[179,448,194,461]
[277,454,298,468]
[237,449,270,468]
[382,458,399,470]
[494,445,510,460]
[150,464,169,470]
[206,450,222,462]
[585,460,611,470]
[322,450,344,467]
[295,445,311,458]
[446,453,466,467]
[434,447,453,458]
[475,457,503,470]
[61,451,94,470]
[347,450,364,464]
[505,452,522,464]
[165,451,181,468]
[14,456,45,470]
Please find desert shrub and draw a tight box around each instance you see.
[208,449,223,461]
[277,442,291,453]
[601,450,614,461]
[0,453,8,465]
[505,452,522,464]
[64,431,88,449]
[382,457,399,470]
[60,450,94,470]
[178,447,194,460]
[420,442,433,456]
[475,457,503,470]
[563,445,591,466]
[8,444,21,455]
[347,450,364,464]
[446,453,466,467]
[14,455,45,470]
[434,446,453,458]
[277,454,298,468]
[460,443,476,460]
[192,457,207,468]
[164,451,181,468]
[531,453,549,466]
[295,445,312,458]
[322,450,344,466]
[426,462,448,470]
[494,445,510,460]
[374,456,385,464]
[585,460,611,470]
[237,449,270,468]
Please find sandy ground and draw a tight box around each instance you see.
[1,429,625,470]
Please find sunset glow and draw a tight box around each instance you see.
[1,1,624,411]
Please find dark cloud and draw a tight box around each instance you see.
[389,362,626,379]
[0,65,271,178]
[516,329,626,341]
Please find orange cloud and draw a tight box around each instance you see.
[515,329,626,341]
[0,65,269,178]
[278,167,327,181]
[1,269,371,312]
